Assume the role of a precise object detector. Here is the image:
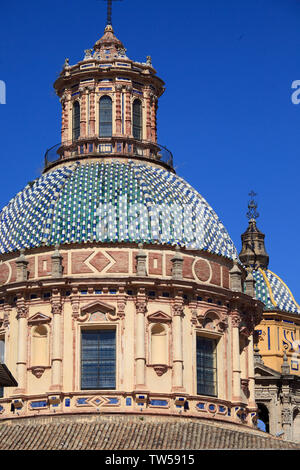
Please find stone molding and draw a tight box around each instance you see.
[147,311,172,323]
[0,247,232,290]
[28,313,51,325]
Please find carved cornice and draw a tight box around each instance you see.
[172,291,184,317]
[16,300,28,320]
[2,306,11,329]
[282,407,293,424]
[135,288,147,315]
[71,287,80,319]
[189,300,198,326]
[51,302,62,316]
[30,366,46,379]
[216,318,228,333]
[230,312,241,329]
[117,287,126,319]
[135,301,147,315]
[172,304,184,317]
[152,364,169,376]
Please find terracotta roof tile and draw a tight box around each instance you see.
[0,415,299,450]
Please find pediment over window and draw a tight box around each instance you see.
[28,313,51,325]
[79,300,117,322]
[80,300,115,316]
[196,308,228,333]
[255,363,281,378]
[147,311,172,323]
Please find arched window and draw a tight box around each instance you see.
[132,99,142,140]
[99,96,112,137]
[257,403,270,433]
[151,323,167,364]
[72,101,80,141]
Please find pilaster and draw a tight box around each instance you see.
[171,291,185,392]
[134,288,147,390]
[15,296,29,394]
[50,290,63,392]
[231,311,242,402]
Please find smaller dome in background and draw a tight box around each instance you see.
[253,268,300,315]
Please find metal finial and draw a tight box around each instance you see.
[246,190,259,221]
[102,0,123,26]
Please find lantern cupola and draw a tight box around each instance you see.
[47,24,171,173]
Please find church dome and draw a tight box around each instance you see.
[253,268,300,314]
[0,160,238,260]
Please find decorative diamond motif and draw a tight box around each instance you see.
[0,162,238,260]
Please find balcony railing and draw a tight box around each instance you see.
[44,137,174,170]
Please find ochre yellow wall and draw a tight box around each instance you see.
[255,313,300,375]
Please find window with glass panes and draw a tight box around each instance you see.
[72,101,80,140]
[99,96,112,137]
[132,99,142,140]
[196,336,217,397]
[81,329,116,390]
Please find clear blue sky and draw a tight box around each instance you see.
[0,0,300,301]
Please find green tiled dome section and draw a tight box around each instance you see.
[253,268,300,314]
[0,161,238,259]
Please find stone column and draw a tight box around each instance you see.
[80,88,87,138]
[60,90,71,143]
[125,86,132,136]
[115,84,122,134]
[88,87,96,136]
[282,405,293,441]
[117,288,126,388]
[50,293,63,391]
[15,298,28,394]
[281,371,293,441]
[247,334,256,409]
[231,312,242,402]
[151,95,157,143]
[135,289,147,389]
[145,89,151,141]
[172,293,185,392]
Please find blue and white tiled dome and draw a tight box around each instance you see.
[253,268,300,314]
[0,161,238,259]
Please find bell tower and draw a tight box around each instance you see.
[45,17,173,173]
[239,191,269,269]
